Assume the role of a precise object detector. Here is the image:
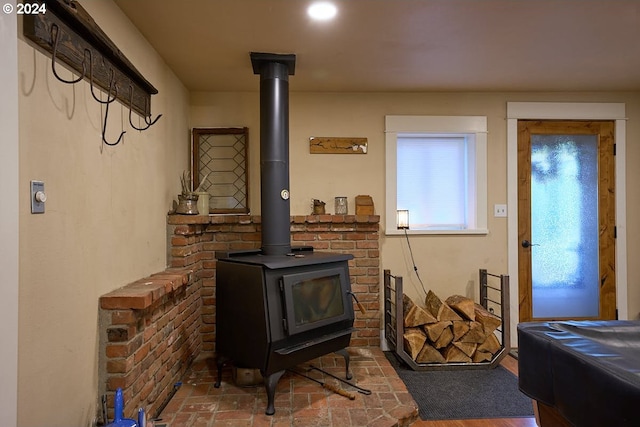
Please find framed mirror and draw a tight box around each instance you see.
[192,127,249,214]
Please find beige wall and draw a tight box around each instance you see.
[192,90,640,323]
[17,1,190,425]
[13,2,640,424]
[1,3,19,426]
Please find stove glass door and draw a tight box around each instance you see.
[281,266,350,335]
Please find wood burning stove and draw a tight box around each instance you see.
[214,53,356,415]
[215,248,355,414]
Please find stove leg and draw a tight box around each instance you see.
[335,348,352,380]
[214,355,230,388]
[263,370,285,415]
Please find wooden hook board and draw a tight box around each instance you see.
[23,0,158,117]
[309,137,368,154]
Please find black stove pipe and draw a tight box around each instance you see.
[250,52,296,256]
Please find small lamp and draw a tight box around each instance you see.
[397,209,409,230]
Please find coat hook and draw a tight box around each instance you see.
[50,23,87,84]
[128,85,162,131]
[86,49,117,104]
[145,110,162,127]
[102,98,126,146]
[144,108,162,127]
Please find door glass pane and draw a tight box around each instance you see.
[530,134,599,318]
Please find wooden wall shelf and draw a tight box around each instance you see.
[23,0,158,118]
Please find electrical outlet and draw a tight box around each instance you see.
[494,204,507,217]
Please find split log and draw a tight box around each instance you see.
[453,341,477,357]
[452,320,470,341]
[439,305,462,321]
[433,326,454,349]
[424,290,441,318]
[472,350,493,363]
[423,320,452,342]
[446,295,476,321]
[474,303,501,335]
[478,333,501,355]
[425,290,462,321]
[403,328,427,359]
[416,342,446,364]
[402,294,414,315]
[443,344,472,363]
[459,321,486,343]
[404,295,437,327]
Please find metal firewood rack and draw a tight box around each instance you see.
[384,269,510,370]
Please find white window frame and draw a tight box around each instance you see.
[385,115,488,235]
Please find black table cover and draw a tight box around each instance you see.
[518,320,640,427]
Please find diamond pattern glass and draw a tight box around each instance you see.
[193,128,248,213]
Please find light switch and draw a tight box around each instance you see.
[30,180,45,214]
[494,204,507,217]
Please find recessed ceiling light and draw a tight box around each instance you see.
[307,2,337,21]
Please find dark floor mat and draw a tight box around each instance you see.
[385,352,533,420]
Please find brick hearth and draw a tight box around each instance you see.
[98,214,382,420]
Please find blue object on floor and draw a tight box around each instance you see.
[138,407,145,427]
[105,388,137,427]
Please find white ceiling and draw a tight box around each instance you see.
[113,0,640,93]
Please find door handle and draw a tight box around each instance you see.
[521,240,539,248]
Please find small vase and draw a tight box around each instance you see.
[194,191,210,216]
[312,199,326,215]
[176,194,199,215]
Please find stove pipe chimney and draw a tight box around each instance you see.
[250,52,296,256]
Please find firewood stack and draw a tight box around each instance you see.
[403,290,502,364]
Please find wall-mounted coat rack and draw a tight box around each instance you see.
[23,0,161,146]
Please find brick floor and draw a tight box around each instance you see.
[151,347,419,427]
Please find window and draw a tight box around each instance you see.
[192,127,249,214]
[385,116,488,234]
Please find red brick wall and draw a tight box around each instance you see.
[99,269,200,420]
[167,214,381,351]
[98,214,380,421]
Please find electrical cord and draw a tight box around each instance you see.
[404,228,428,298]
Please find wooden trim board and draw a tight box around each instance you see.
[309,137,368,154]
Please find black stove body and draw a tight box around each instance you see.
[213,53,355,415]
[215,248,354,414]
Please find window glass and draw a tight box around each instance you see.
[385,116,487,235]
[398,135,468,229]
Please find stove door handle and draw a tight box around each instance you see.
[348,291,366,315]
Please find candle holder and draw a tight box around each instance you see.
[335,197,348,214]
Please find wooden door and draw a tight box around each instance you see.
[518,120,616,322]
